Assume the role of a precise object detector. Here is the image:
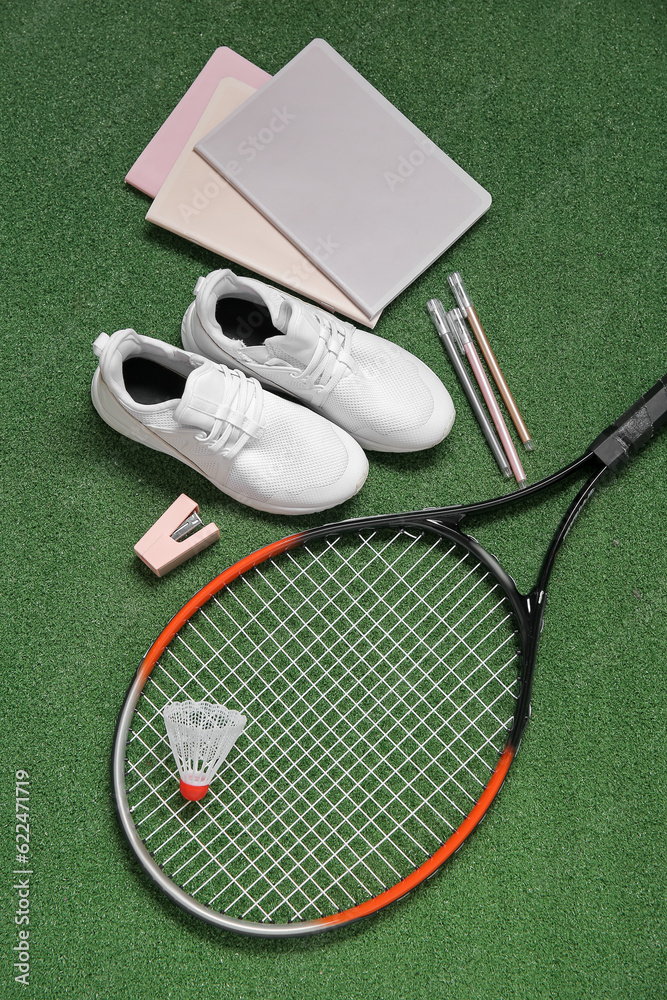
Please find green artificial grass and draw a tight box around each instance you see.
[1,1,665,997]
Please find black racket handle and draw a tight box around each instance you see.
[588,374,667,470]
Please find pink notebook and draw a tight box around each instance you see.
[146,79,378,327]
[125,47,271,198]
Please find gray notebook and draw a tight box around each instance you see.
[196,39,492,320]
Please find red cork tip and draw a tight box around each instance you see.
[180,779,209,801]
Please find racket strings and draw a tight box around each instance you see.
[124,529,521,923]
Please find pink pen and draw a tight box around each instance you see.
[446,308,527,488]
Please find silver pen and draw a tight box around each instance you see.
[427,299,512,479]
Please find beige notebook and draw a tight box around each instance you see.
[146,78,378,327]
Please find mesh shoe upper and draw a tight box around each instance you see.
[91,329,368,515]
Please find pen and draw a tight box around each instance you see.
[446,308,527,488]
[447,272,533,451]
[426,299,512,479]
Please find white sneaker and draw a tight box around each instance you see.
[181,269,455,452]
[91,329,368,515]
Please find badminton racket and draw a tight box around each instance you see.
[113,374,666,937]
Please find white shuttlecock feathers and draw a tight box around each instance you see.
[163,700,246,801]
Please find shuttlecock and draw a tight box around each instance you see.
[163,700,246,801]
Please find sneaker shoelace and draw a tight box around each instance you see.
[289,314,354,401]
[195,368,264,460]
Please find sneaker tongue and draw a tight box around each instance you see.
[261,295,320,367]
[174,363,231,433]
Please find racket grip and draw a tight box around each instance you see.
[588,374,667,469]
